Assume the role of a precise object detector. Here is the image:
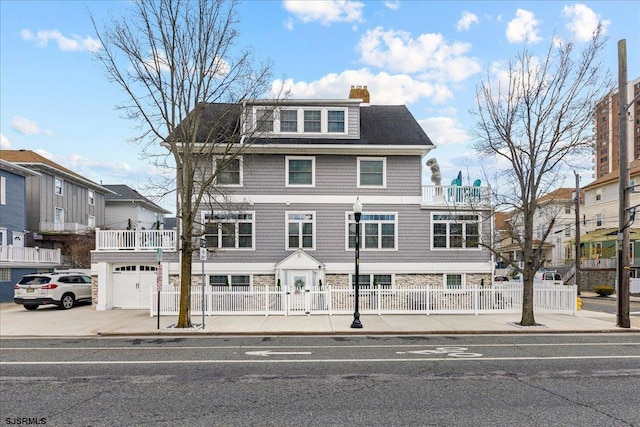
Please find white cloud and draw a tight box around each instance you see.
[272,68,453,105]
[562,4,610,42]
[419,117,469,146]
[21,29,101,52]
[0,134,10,149]
[506,9,542,43]
[283,0,364,26]
[457,11,479,31]
[11,117,52,136]
[384,1,400,11]
[357,27,481,82]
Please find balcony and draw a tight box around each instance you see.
[422,184,491,207]
[39,221,91,233]
[95,229,177,251]
[0,246,61,265]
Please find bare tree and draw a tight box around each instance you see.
[472,29,611,326]
[92,0,281,327]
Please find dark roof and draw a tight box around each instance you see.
[103,184,171,214]
[181,103,433,147]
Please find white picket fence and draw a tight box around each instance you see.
[150,284,577,316]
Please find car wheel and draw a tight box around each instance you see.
[24,304,39,310]
[59,293,75,310]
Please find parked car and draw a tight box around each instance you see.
[494,276,510,283]
[534,271,563,286]
[13,272,92,310]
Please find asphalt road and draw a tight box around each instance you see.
[581,296,640,315]
[2,335,639,426]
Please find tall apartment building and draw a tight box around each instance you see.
[594,76,640,179]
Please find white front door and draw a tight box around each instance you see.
[285,269,316,292]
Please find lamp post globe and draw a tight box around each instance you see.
[351,198,363,328]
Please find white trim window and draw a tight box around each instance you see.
[327,110,345,133]
[251,106,347,135]
[358,157,386,187]
[209,274,251,290]
[255,108,274,132]
[215,157,243,186]
[88,189,95,206]
[88,215,96,229]
[203,211,255,249]
[347,212,397,250]
[445,273,464,289]
[280,109,298,132]
[0,176,6,205]
[286,212,315,250]
[351,274,393,290]
[54,177,64,196]
[303,109,322,133]
[286,156,315,187]
[432,214,480,249]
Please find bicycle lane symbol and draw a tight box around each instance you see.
[396,346,483,358]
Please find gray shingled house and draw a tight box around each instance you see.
[91,87,494,310]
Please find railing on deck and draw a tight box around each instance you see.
[422,184,491,206]
[39,222,90,233]
[95,229,177,251]
[0,246,61,264]
[151,284,577,316]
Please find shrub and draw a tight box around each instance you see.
[594,285,615,297]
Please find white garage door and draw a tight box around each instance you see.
[112,264,157,309]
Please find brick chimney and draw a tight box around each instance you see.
[348,85,370,103]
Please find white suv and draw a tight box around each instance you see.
[14,272,93,310]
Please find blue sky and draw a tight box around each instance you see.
[1,0,639,212]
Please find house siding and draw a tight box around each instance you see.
[0,170,27,240]
[210,154,422,197]
[198,203,491,265]
[24,169,107,232]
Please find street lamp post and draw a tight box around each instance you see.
[351,198,363,329]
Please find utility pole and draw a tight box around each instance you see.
[574,171,581,295]
[617,39,630,328]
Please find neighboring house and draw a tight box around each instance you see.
[1,150,114,265]
[0,159,61,302]
[91,87,494,310]
[578,159,640,280]
[103,184,171,230]
[495,188,583,268]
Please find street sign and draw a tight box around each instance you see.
[199,238,207,261]
[156,264,163,291]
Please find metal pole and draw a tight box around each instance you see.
[574,171,581,295]
[617,39,630,328]
[351,199,363,328]
[202,259,205,330]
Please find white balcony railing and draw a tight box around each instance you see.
[39,222,91,233]
[95,229,177,251]
[422,184,491,206]
[0,246,61,264]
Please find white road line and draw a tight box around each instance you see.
[1,355,640,366]
[2,342,639,351]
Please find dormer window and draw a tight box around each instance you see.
[304,110,321,132]
[328,110,345,132]
[256,109,274,132]
[280,110,298,132]
[250,106,348,135]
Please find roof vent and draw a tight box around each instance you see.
[349,85,370,104]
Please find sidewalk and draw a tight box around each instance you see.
[1,297,638,337]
